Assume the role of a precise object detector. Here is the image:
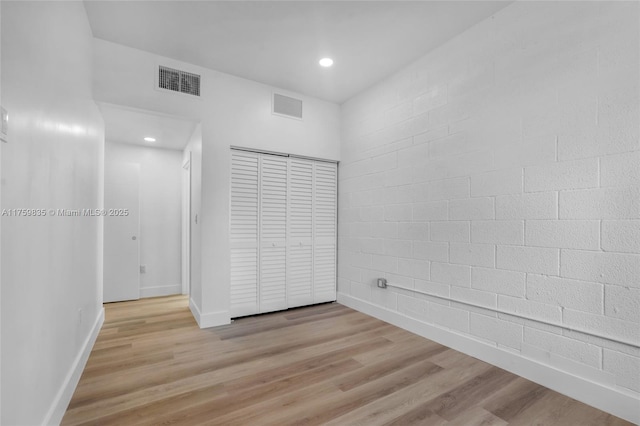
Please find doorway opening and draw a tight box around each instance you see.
[98,102,199,309]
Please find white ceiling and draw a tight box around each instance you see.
[84,1,511,104]
[99,103,198,150]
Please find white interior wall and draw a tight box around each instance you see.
[0,2,105,424]
[92,39,341,326]
[184,124,203,315]
[105,142,183,298]
[0,1,4,421]
[338,2,639,423]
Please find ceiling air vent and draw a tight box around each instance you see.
[158,65,200,97]
[273,93,303,119]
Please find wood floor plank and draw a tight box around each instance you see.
[62,295,634,426]
[324,353,496,426]
[447,406,509,426]
[421,365,518,420]
[333,344,447,392]
[382,405,447,426]
[481,377,550,422]
[259,360,445,426]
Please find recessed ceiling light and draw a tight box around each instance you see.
[144,137,156,142]
[319,58,334,67]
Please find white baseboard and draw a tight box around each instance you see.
[43,307,104,426]
[189,297,230,328]
[140,284,182,298]
[338,293,639,425]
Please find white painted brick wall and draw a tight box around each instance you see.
[413,201,448,222]
[430,221,470,242]
[450,286,497,309]
[472,267,525,297]
[397,293,428,321]
[472,220,524,245]
[397,144,428,168]
[413,241,449,262]
[338,0,640,402]
[603,350,640,392]
[524,328,602,368]
[470,168,522,196]
[499,295,563,323]
[398,222,429,241]
[601,220,640,253]
[564,309,640,347]
[385,273,414,288]
[360,238,385,255]
[384,239,413,258]
[429,303,470,333]
[559,187,640,219]
[397,258,430,280]
[384,204,412,222]
[469,314,523,350]
[450,243,495,268]
[427,177,470,201]
[495,192,558,220]
[431,262,471,287]
[428,133,474,158]
[370,254,398,274]
[413,86,447,115]
[449,197,494,220]
[526,274,603,314]
[561,249,640,287]
[497,246,559,275]
[524,158,599,192]
[605,286,640,323]
[525,220,600,250]
[370,222,398,239]
[600,151,640,187]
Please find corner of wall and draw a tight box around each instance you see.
[43,308,105,426]
[189,297,230,328]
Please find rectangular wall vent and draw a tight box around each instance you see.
[158,66,200,97]
[273,93,303,119]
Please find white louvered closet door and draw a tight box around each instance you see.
[229,151,260,317]
[230,149,337,318]
[259,154,288,313]
[287,158,314,308]
[313,161,338,303]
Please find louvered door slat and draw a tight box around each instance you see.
[287,158,314,307]
[313,161,337,303]
[230,151,259,317]
[259,155,288,313]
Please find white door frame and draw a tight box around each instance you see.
[181,153,192,295]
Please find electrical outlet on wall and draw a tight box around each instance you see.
[140,265,146,273]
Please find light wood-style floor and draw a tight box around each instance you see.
[62,295,632,426]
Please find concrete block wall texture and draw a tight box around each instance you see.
[338,0,640,411]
